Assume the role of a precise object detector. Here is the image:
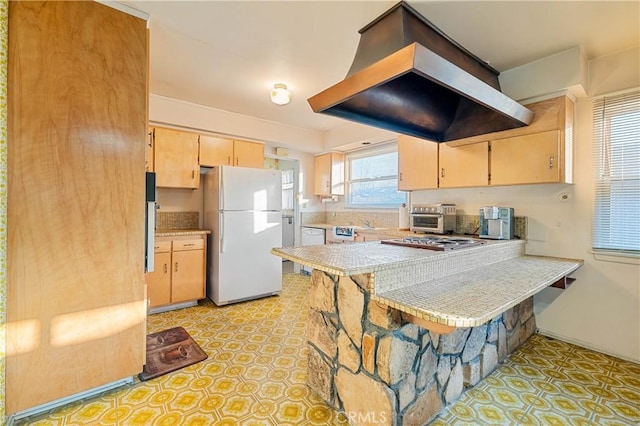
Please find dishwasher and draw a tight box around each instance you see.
[300,227,326,275]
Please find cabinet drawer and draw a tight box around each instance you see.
[172,239,204,251]
[154,241,172,253]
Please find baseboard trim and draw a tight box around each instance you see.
[8,377,134,422]
[537,329,639,364]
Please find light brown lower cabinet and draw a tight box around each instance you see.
[147,236,206,308]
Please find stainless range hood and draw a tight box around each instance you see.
[308,1,533,142]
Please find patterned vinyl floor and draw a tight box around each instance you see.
[17,273,640,426]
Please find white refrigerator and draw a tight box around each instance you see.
[204,166,283,305]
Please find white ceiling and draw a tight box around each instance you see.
[125,1,639,134]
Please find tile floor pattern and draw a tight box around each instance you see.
[17,273,640,426]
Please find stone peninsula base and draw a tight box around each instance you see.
[307,270,536,426]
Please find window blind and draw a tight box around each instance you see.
[592,90,640,253]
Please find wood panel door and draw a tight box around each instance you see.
[490,130,561,185]
[397,135,438,190]
[7,1,147,414]
[154,127,200,188]
[234,140,265,168]
[438,142,489,188]
[199,135,233,167]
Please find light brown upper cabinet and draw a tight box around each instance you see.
[396,95,575,190]
[199,135,265,168]
[491,130,561,185]
[439,142,489,188]
[448,95,574,187]
[314,153,345,196]
[397,135,438,190]
[153,127,200,188]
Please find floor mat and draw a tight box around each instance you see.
[138,326,208,381]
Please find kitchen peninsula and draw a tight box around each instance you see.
[271,240,582,425]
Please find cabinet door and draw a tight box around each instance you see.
[199,135,233,167]
[146,252,172,307]
[439,142,489,188]
[398,135,438,190]
[491,130,561,185]
[314,153,344,196]
[154,127,200,188]
[330,153,345,195]
[171,249,205,303]
[314,154,331,195]
[234,140,265,168]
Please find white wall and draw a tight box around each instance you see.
[411,48,640,362]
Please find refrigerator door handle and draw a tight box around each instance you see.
[220,167,225,211]
[220,211,225,253]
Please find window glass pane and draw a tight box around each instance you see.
[345,144,407,208]
[351,152,397,179]
[348,179,406,206]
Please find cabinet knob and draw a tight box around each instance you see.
[399,172,403,181]
[227,156,231,165]
[163,263,167,273]
[174,262,178,272]
[235,157,239,166]
[441,168,445,178]
[549,156,554,169]
[192,170,195,179]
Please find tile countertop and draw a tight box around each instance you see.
[271,240,583,328]
[155,229,211,237]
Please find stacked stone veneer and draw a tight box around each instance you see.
[307,269,536,426]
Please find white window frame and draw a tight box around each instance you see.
[592,89,640,257]
[344,142,407,209]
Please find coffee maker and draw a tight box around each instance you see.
[479,206,515,240]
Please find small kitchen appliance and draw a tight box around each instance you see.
[410,204,456,234]
[479,206,515,240]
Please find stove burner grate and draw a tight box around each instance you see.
[381,236,484,251]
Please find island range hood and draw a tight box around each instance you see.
[308,1,534,142]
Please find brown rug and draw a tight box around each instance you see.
[138,326,208,381]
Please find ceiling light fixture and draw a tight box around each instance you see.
[270,83,291,106]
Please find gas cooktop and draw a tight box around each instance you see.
[380,236,485,251]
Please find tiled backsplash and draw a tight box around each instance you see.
[302,211,528,238]
[457,215,528,239]
[301,211,399,228]
[157,211,199,230]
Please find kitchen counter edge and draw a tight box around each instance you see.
[155,229,211,237]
